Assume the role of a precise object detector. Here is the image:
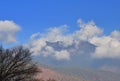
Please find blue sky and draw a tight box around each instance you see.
[0,0,120,47]
[0,0,120,43]
[0,0,120,61]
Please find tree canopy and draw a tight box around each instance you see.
[0,46,40,81]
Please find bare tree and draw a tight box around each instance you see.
[0,46,41,81]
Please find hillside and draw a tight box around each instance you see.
[54,67,120,81]
[36,66,120,81]
[36,66,86,81]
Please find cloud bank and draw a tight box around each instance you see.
[27,19,120,60]
[0,20,20,44]
[90,30,120,58]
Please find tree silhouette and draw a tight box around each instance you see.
[0,46,41,81]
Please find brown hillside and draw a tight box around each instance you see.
[36,66,87,81]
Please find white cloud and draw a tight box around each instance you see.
[42,25,73,46]
[111,30,120,40]
[0,20,20,44]
[90,34,120,59]
[75,19,103,41]
[42,46,55,57]
[77,20,120,59]
[27,19,120,60]
[28,25,71,60]
[30,32,41,40]
[29,38,47,55]
[54,50,70,60]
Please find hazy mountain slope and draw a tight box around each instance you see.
[36,66,86,81]
[53,67,120,81]
[36,65,120,81]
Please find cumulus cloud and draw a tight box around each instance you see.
[29,38,47,55]
[0,20,20,44]
[54,50,70,60]
[42,25,74,46]
[90,32,120,58]
[111,30,120,40]
[27,25,71,60]
[75,19,103,41]
[27,19,120,60]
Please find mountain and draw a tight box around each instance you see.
[36,66,86,81]
[34,41,96,68]
[34,41,120,72]
[54,67,120,81]
[36,65,120,81]
[33,40,120,81]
